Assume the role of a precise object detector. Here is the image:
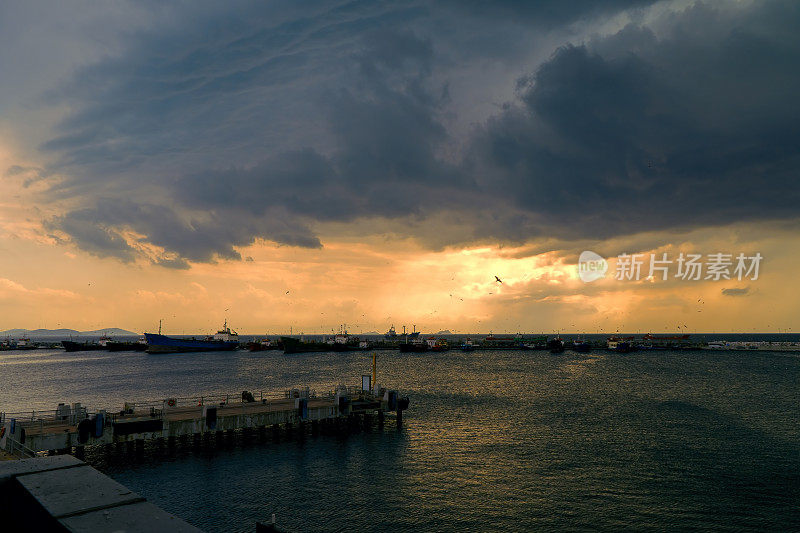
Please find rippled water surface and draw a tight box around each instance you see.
[1,348,798,531]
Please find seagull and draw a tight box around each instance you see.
[495,276,503,283]
[285,290,290,294]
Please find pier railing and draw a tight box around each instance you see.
[0,387,336,429]
[5,436,38,458]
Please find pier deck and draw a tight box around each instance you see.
[2,385,408,457]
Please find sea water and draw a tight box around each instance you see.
[1,347,798,531]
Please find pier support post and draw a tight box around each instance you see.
[125,441,134,455]
[396,409,403,428]
[135,439,144,455]
[378,410,385,428]
[272,424,280,442]
[215,430,224,447]
[168,436,176,449]
[285,422,293,438]
[74,446,85,460]
[311,420,319,437]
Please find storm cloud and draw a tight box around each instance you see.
[27,0,800,264]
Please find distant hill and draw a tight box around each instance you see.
[434,330,453,335]
[0,328,138,337]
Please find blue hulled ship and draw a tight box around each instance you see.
[145,321,239,354]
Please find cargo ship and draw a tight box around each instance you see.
[386,325,420,340]
[145,321,239,354]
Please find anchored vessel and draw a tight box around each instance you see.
[61,340,107,352]
[145,321,239,354]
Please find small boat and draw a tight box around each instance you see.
[247,338,277,351]
[426,338,449,352]
[607,336,634,353]
[459,339,476,351]
[14,338,38,350]
[547,337,565,353]
[572,339,591,352]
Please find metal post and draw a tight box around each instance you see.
[372,353,377,392]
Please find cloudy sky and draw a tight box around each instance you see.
[1,0,798,335]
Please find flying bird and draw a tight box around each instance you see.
[495,276,503,283]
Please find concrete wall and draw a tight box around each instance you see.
[0,456,202,532]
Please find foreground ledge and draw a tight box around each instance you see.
[0,455,202,532]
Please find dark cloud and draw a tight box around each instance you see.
[48,209,137,262]
[721,287,750,297]
[467,1,800,239]
[36,1,800,265]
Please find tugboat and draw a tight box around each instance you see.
[145,320,239,354]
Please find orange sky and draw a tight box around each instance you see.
[0,192,797,335]
[1,2,798,336]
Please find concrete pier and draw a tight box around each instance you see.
[2,386,409,457]
[0,456,201,532]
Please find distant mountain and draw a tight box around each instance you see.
[80,328,139,336]
[435,330,453,335]
[0,328,138,337]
